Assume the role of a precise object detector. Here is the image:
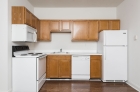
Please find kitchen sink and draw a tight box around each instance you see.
[52,52,69,54]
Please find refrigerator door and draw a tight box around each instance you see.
[104,30,127,45]
[103,46,127,81]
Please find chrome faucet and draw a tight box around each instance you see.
[60,48,62,52]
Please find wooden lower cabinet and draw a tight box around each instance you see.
[59,59,71,78]
[90,55,101,78]
[46,55,71,78]
[48,58,59,78]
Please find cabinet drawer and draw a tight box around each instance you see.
[48,55,58,59]
[90,55,101,60]
[57,55,71,59]
[65,55,71,59]
[48,55,71,59]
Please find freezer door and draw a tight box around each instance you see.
[104,30,127,45]
[103,46,127,81]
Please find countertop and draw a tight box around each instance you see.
[29,50,102,55]
[47,52,102,55]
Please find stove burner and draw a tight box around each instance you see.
[28,53,43,54]
[21,54,27,56]
[31,54,38,56]
[36,53,43,54]
[28,53,34,54]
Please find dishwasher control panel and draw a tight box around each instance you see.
[72,55,90,61]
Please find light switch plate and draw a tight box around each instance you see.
[134,35,138,40]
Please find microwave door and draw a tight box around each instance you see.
[27,31,34,42]
[33,31,37,42]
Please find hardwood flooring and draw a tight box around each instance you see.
[39,80,138,92]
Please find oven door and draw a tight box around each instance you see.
[37,55,46,80]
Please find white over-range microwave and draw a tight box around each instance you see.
[12,24,37,42]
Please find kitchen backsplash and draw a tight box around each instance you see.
[33,33,97,51]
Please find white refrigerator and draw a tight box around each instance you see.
[97,30,127,82]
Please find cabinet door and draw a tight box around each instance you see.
[12,6,24,24]
[48,58,59,78]
[61,20,71,32]
[99,20,109,32]
[31,14,36,28]
[109,20,120,30]
[50,20,60,32]
[24,9,32,26]
[90,56,101,78]
[59,59,71,78]
[88,20,99,41]
[36,19,40,41]
[40,20,51,41]
[72,21,88,41]
[46,56,49,78]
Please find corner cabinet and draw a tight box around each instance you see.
[46,55,71,78]
[72,20,98,41]
[12,6,39,29]
[90,55,101,78]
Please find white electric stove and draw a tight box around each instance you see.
[12,46,47,92]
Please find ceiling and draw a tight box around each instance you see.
[28,0,124,7]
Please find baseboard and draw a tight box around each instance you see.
[126,81,140,92]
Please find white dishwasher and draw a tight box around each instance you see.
[72,55,90,80]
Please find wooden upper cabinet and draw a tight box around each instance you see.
[50,20,60,32]
[24,9,32,26]
[88,20,99,41]
[90,55,101,78]
[72,20,99,41]
[72,21,88,41]
[40,20,51,41]
[12,6,39,28]
[60,20,71,32]
[49,20,71,32]
[12,6,25,24]
[36,19,40,41]
[99,20,120,32]
[109,20,120,30]
[31,14,37,28]
[99,20,109,32]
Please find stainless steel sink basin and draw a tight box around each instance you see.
[52,52,69,54]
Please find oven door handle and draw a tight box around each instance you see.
[38,55,47,59]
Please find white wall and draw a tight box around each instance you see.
[34,7,117,19]
[9,0,34,13]
[0,0,10,92]
[34,7,117,51]
[117,0,140,91]
[0,0,33,92]
[35,33,97,51]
